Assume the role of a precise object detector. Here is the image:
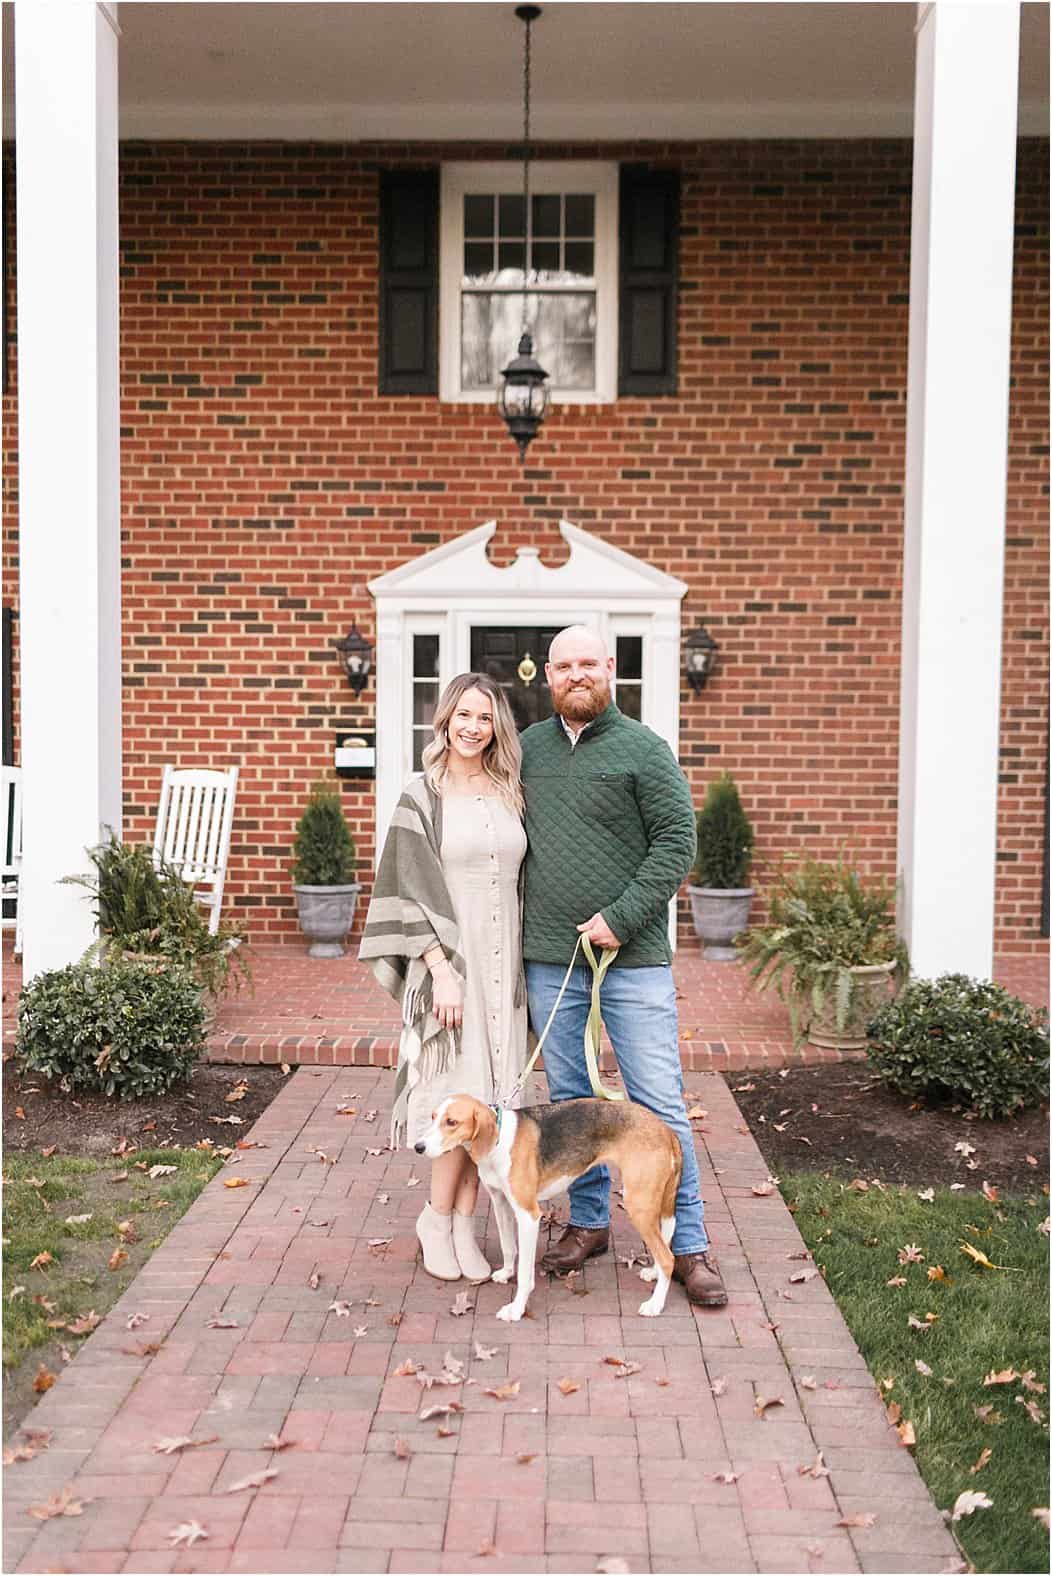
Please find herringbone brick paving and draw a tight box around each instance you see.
[3,1066,966,1575]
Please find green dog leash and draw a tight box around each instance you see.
[502,933,624,1104]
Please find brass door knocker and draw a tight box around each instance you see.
[517,652,537,686]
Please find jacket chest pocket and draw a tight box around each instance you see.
[578,772,629,819]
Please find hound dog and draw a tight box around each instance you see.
[416,1094,682,1321]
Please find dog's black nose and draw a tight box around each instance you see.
[413,1141,425,1155]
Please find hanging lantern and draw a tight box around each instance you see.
[497,5,551,461]
[334,622,373,695]
[684,625,719,693]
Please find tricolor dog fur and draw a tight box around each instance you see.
[416,1095,682,1321]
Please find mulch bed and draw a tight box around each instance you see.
[2,1059,290,1158]
[726,1061,1050,1193]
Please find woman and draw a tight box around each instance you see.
[359,673,528,1282]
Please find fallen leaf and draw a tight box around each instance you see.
[974,1404,1003,1425]
[981,1180,1000,1203]
[122,1341,163,1357]
[393,1437,411,1459]
[655,1376,671,1387]
[886,1401,902,1425]
[40,1144,58,1158]
[846,1179,869,1192]
[917,1188,935,1203]
[388,1312,403,1327]
[335,1105,358,1116]
[1032,1508,1051,1531]
[896,1420,916,1447]
[352,1325,369,1338]
[960,1241,1015,1271]
[451,1291,474,1317]
[1039,1217,1050,1236]
[110,1171,129,1183]
[474,1342,498,1361]
[367,1237,393,1249]
[950,1490,992,1521]
[557,1377,581,1395]
[205,1314,240,1329]
[595,1560,630,1575]
[328,1301,352,1318]
[926,1265,951,1283]
[789,1268,818,1284]
[394,1359,420,1377]
[66,1311,101,1336]
[798,1452,831,1479]
[406,1176,421,1189]
[168,1521,209,1548]
[886,1275,907,1287]
[754,1395,784,1419]
[907,1314,934,1332]
[108,1247,128,1271]
[969,1448,993,1474]
[29,1252,54,1273]
[686,1105,708,1120]
[116,1219,139,1243]
[225,1467,279,1493]
[3,1430,52,1464]
[33,1364,56,1394]
[751,1182,775,1197]
[799,1375,817,1390]
[29,1485,89,1520]
[1015,1397,1046,1424]
[983,1368,1018,1387]
[1020,1370,1047,1394]
[263,1434,297,1451]
[837,1513,877,1528]
[733,1081,756,1092]
[712,1469,741,1484]
[897,1243,924,1265]
[14,1105,24,1119]
[710,1376,728,1396]
[516,1452,538,1464]
[308,1270,321,1290]
[419,1402,464,1421]
[225,1080,249,1103]
[223,1177,250,1190]
[64,1214,93,1226]
[148,1164,177,1180]
[950,1182,966,1191]
[364,1109,378,1122]
[280,1062,291,1075]
[153,1435,219,1455]
[483,1381,521,1401]
[436,1425,455,1438]
[612,1361,642,1379]
[477,1539,497,1557]
[954,1141,976,1157]
[1025,1154,1039,1167]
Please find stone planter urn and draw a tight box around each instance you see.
[293,884,361,959]
[805,960,898,1052]
[686,885,755,961]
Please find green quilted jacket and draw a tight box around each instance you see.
[520,703,696,967]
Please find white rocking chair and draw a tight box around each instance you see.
[2,765,23,956]
[152,765,239,935]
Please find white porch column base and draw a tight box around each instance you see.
[16,2,122,980]
[896,3,1020,980]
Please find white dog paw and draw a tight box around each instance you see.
[496,1302,524,1322]
[638,1296,662,1317]
[492,1267,515,1284]
[638,1264,658,1282]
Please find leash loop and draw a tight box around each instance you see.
[498,933,624,1105]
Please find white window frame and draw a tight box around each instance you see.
[439,161,619,406]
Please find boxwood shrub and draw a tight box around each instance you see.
[17,959,206,1098]
[866,972,1049,1119]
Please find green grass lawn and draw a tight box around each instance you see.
[784,1174,1050,1575]
[3,1148,222,1430]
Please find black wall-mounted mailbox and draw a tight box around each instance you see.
[334,730,376,779]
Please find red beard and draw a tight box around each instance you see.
[555,680,610,724]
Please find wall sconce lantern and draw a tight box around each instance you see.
[684,625,719,693]
[497,4,551,462]
[334,623,373,695]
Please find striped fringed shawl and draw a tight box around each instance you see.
[358,777,466,1150]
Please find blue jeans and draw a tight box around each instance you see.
[525,961,708,1255]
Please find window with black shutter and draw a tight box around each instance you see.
[618,166,679,396]
[378,169,439,396]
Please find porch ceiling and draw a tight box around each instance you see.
[2,1,1049,141]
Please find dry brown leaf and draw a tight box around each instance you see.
[798,1452,831,1479]
[799,1375,818,1390]
[225,1467,279,1493]
[686,1105,708,1120]
[64,1213,92,1226]
[122,1340,163,1357]
[205,1314,240,1329]
[483,1381,521,1401]
[754,1394,784,1419]
[436,1425,456,1438]
[451,1291,474,1317]
[751,1182,775,1197]
[974,1404,1003,1425]
[960,1241,1014,1271]
[225,1080,249,1103]
[789,1268,818,1284]
[32,1364,57,1394]
[710,1376,728,1396]
[595,1560,630,1576]
[896,1420,916,1447]
[1020,1370,1047,1394]
[886,1401,902,1425]
[108,1247,128,1271]
[886,1275,907,1287]
[419,1403,464,1421]
[66,1310,101,1336]
[557,1377,581,1395]
[516,1451,538,1464]
[1015,1397,1046,1424]
[263,1433,298,1451]
[914,1360,933,1378]
[969,1447,993,1475]
[981,1180,1000,1203]
[308,1269,321,1290]
[1031,1508,1050,1531]
[983,1367,1018,1387]
[897,1243,924,1265]
[153,1435,219,1455]
[907,1314,935,1332]
[29,1485,90,1520]
[40,1144,57,1158]
[168,1520,209,1548]
[393,1437,411,1459]
[712,1469,741,1484]
[473,1341,498,1361]
[29,1251,54,1272]
[3,1429,52,1465]
[950,1490,993,1521]
[612,1360,642,1379]
[393,1358,420,1377]
[836,1513,877,1528]
[223,1177,250,1190]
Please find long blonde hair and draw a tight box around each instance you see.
[422,673,524,815]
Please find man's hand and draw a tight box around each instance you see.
[576,912,622,949]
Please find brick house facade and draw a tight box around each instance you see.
[2,135,1048,954]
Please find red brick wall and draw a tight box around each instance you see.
[2,139,1048,954]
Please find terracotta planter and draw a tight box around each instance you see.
[805,961,898,1051]
[293,883,361,959]
[686,885,755,961]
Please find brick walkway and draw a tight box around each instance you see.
[4,1069,967,1575]
[5,939,1045,1073]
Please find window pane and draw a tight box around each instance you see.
[413,682,439,727]
[413,634,439,678]
[617,684,642,722]
[563,241,594,281]
[532,194,561,237]
[497,241,525,278]
[565,194,595,236]
[464,194,494,239]
[464,241,495,284]
[616,636,643,681]
[412,730,427,773]
[462,292,596,392]
[498,193,524,236]
[531,240,559,279]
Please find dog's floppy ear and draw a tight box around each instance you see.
[467,1102,498,1165]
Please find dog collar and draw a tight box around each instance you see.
[489,1103,503,1136]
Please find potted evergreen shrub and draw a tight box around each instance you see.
[686,774,755,960]
[737,854,909,1049]
[292,781,360,958]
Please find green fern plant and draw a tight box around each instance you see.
[691,774,754,889]
[292,782,357,886]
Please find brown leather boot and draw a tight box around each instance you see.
[673,1251,728,1306]
[540,1224,610,1275]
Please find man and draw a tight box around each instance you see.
[519,625,727,1307]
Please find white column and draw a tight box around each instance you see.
[897,3,1019,978]
[16,2,122,979]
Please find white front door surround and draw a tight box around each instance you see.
[368,520,688,851]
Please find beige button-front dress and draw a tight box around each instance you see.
[406,792,528,1145]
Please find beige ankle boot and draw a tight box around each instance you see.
[452,1211,492,1283]
[415,1204,461,1281]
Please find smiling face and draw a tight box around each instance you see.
[545,627,615,726]
[446,687,495,771]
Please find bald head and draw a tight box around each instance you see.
[546,625,615,729]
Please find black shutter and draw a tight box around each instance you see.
[378,169,439,395]
[1,607,12,766]
[618,167,679,396]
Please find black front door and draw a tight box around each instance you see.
[470,626,562,732]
